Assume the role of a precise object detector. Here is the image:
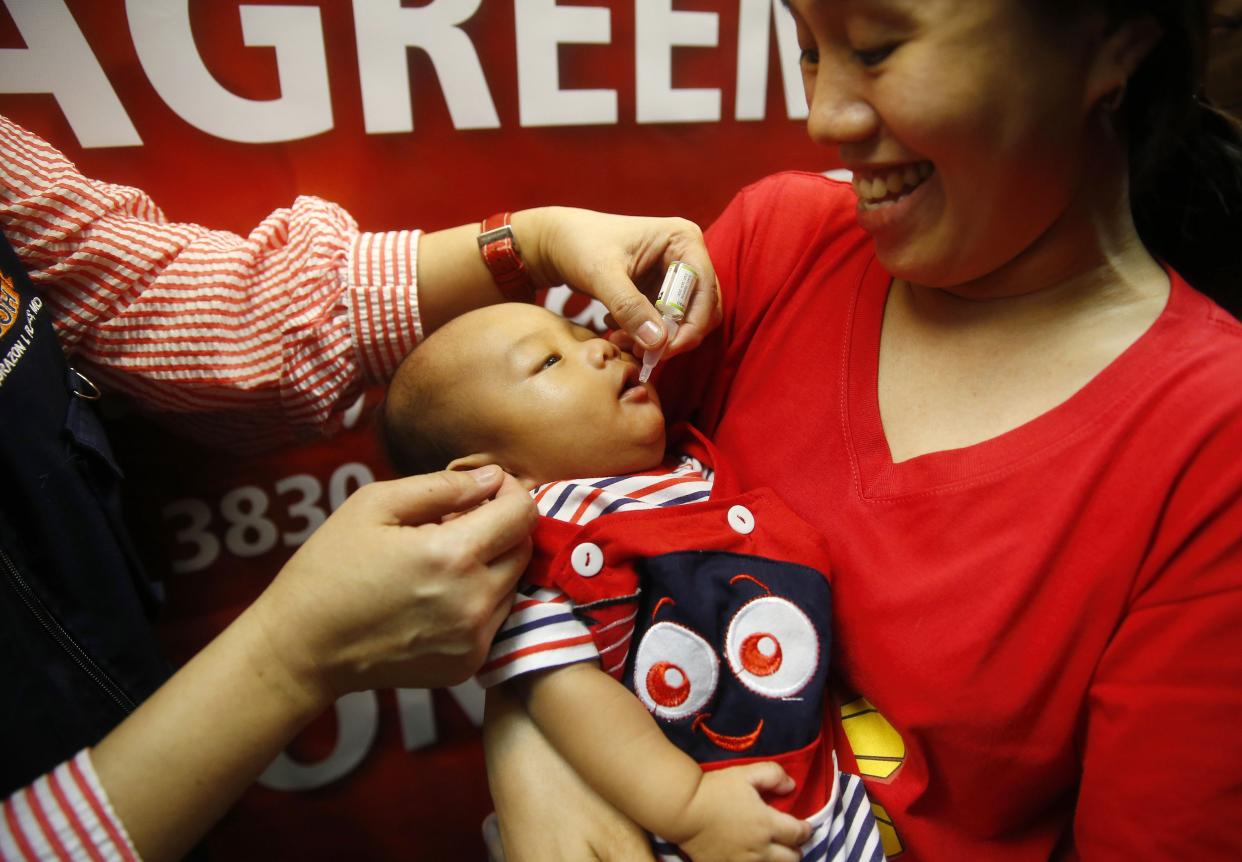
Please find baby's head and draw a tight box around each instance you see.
[383,303,666,486]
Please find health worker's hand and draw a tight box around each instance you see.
[512,207,721,358]
[484,685,655,862]
[251,465,535,702]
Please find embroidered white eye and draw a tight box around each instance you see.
[633,622,718,720]
[725,596,819,699]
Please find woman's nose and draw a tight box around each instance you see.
[805,59,879,147]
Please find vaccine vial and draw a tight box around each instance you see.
[639,261,698,383]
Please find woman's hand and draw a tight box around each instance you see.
[483,686,654,862]
[90,466,534,862]
[251,465,536,703]
[513,206,721,357]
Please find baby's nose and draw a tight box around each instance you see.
[586,337,619,366]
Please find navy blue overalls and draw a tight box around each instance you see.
[0,230,170,796]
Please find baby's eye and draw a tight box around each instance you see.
[854,43,897,67]
[541,354,561,370]
[798,47,819,68]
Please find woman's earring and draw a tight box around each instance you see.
[1102,82,1127,112]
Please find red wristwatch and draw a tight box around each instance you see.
[478,212,535,301]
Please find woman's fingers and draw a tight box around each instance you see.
[254,465,539,694]
[368,466,506,526]
[438,471,537,563]
[517,207,720,356]
[656,218,720,356]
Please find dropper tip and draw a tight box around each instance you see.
[637,316,677,384]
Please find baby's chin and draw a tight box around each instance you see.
[535,436,668,485]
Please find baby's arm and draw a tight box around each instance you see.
[513,662,810,861]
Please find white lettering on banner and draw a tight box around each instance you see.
[735,0,808,121]
[543,285,610,333]
[342,392,368,431]
[0,0,141,147]
[161,462,377,573]
[515,0,617,127]
[219,486,281,558]
[275,474,327,546]
[259,691,378,791]
[125,0,333,144]
[635,0,720,124]
[354,0,500,133]
[161,499,219,573]
[394,681,484,750]
[258,682,486,792]
[3,1,805,146]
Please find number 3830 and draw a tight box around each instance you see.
[159,462,376,573]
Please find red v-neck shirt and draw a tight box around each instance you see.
[661,171,1242,860]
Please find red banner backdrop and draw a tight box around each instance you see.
[1,1,836,858]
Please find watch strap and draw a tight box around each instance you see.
[478,212,535,301]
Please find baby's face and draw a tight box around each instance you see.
[447,304,666,483]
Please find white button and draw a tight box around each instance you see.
[727,505,755,535]
[571,542,604,577]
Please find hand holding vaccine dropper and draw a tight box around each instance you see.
[639,261,698,382]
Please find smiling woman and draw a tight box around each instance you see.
[484,0,1242,859]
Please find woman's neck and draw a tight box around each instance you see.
[901,136,1168,325]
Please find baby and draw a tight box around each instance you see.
[382,304,883,862]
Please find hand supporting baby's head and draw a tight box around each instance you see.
[383,304,666,487]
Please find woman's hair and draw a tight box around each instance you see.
[1047,0,1242,315]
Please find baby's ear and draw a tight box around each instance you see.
[447,453,497,473]
[448,453,538,491]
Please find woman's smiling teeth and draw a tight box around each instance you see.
[852,162,934,208]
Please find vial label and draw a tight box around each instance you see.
[656,261,697,319]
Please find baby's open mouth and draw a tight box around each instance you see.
[853,161,934,209]
[618,362,647,400]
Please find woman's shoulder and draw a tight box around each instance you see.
[727,169,861,227]
[1140,273,1242,434]
[707,170,870,266]
[1167,273,1242,372]
[737,168,856,198]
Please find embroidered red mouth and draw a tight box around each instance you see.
[692,714,763,752]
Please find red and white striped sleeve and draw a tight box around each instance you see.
[476,585,601,688]
[0,114,423,450]
[0,750,140,862]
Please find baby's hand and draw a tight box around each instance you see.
[675,762,811,862]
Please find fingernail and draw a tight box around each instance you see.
[469,465,501,485]
[637,320,663,349]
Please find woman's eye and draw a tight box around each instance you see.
[798,47,819,67]
[541,354,561,370]
[854,44,897,67]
